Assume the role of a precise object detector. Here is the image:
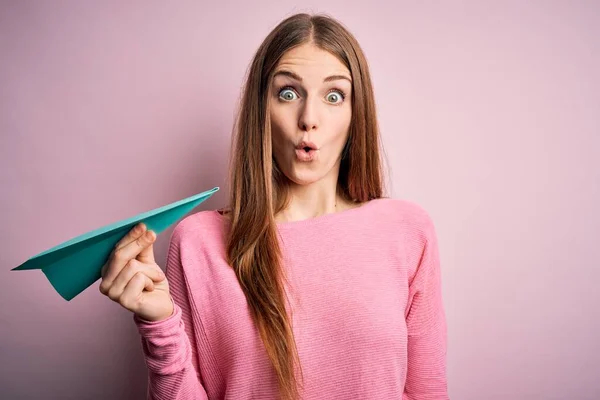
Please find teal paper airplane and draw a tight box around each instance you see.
[12,187,219,301]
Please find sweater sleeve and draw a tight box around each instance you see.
[403,216,449,400]
[133,225,209,400]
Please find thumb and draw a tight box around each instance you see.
[137,230,156,264]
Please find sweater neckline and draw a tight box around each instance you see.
[274,198,381,230]
[213,198,383,230]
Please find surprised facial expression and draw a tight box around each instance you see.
[269,42,352,186]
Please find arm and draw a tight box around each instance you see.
[134,226,209,400]
[403,217,449,400]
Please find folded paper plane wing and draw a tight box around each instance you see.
[12,187,219,301]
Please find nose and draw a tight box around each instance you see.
[298,96,319,132]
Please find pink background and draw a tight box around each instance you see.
[1,1,599,399]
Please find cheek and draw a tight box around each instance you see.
[270,109,293,159]
[328,109,352,148]
[270,107,294,139]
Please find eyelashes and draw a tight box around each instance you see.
[276,85,347,104]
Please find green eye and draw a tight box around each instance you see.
[279,89,297,101]
[326,90,345,104]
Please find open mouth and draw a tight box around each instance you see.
[295,141,319,161]
[296,141,318,152]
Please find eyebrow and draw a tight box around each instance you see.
[273,70,352,83]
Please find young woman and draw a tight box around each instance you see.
[100,13,449,400]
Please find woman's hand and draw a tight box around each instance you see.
[99,223,174,322]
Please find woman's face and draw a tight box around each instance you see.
[269,42,352,186]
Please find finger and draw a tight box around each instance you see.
[107,270,155,303]
[114,223,147,251]
[102,229,156,290]
[106,259,164,299]
[124,229,156,259]
[137,230,156,264]
[101,261,108,279]
[120,272,154,311]
[102,223,146,280]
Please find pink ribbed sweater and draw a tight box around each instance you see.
[134,198,449,399]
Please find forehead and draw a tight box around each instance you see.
[274,43,350,77]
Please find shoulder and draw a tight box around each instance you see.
[369,197,437,239]
[372,197,435,226]
[169,209,227,247]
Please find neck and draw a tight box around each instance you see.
[275,171,355,223]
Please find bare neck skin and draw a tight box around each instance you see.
[274,161,358,223]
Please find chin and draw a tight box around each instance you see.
[285,168,323,186]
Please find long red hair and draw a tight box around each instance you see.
[225,12,385,400]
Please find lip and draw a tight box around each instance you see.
[295,148,318,161]
[295,141,319,151]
